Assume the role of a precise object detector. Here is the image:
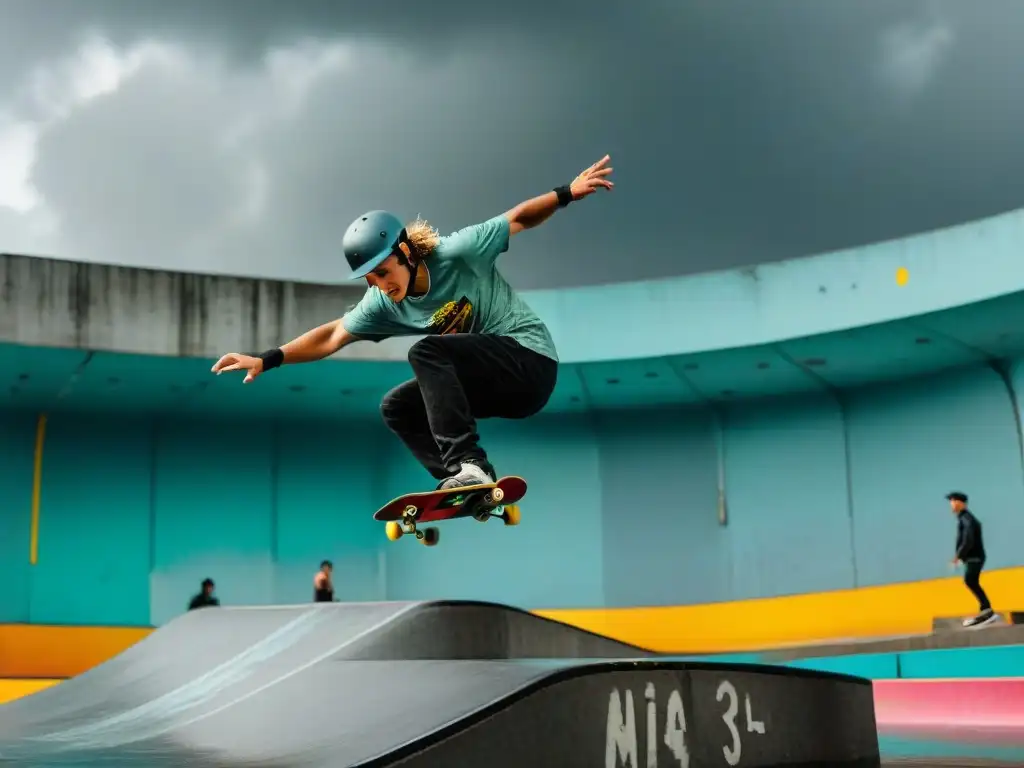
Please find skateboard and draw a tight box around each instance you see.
[372,476,526,547]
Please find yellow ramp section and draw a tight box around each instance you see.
[0,624,152,678]
[0,679,62,705]
[536,566,1024,653]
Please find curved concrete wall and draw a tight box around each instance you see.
[4,206,1024,364]
[530,206,1024,362]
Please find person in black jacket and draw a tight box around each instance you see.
[188,578,220,611]
[947,492,995,627]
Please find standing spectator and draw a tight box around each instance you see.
[188,578,220,611]
[314,560,335,603]
[947,492,996,627]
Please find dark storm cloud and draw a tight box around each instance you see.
[27,37,585,279]
[3,0,1024,289]
[0,0,609,77]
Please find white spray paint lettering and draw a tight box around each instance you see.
[605,683,688,767]
[606,677,767,767]
[716,679,767,767]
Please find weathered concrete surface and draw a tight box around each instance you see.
[0,252,415,360]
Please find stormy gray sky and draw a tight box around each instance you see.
[1,0,1023,289]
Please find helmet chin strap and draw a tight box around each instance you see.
[393,235,427,297]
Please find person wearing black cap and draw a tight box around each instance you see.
[947,492,995,628]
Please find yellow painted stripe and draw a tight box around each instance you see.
[536,566,1024,653]
[0,678,62,705]
[0,625,151,678]
[29,413,46,566]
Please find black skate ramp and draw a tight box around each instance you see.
[336,599,658,660]
[0,660,879,767]
[0,601,881,767]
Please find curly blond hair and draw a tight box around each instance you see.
[404,217,441,262]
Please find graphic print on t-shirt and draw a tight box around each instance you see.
[427,297,474,335]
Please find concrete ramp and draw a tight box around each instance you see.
[0,602,416,731]
[0,601,879,767]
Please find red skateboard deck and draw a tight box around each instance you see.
[372,475,527,547]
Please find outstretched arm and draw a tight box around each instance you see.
[278,318,356,364]
[211,318,357,383]
[504,154,614,236]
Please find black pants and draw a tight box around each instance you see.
[963,559,991,612]
[380,334,558,479]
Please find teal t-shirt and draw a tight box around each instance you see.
[342,215,558,362]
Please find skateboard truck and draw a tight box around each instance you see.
[385,505,442,547]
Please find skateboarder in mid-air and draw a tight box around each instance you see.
[212,155,614,491]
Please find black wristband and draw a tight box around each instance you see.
[554,184,573,208]
[259,348,284,372]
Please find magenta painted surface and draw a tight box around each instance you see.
[874,678,1024,738]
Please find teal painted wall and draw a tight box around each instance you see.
[150,422,276,624]
[381,413,605,608]
[782,643,1024,680]
[0,413,35,622]
[147,417,389,625]
[4,351,1024,626]
[597,408,729,606]
[0,412,389,626]
[845,366,1024,584]
[273,423,384,606]
[720,395,854,597]
[34,415,151,625]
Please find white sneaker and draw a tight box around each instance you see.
[977,610,998,626]
[438,462,495,490]
[963,610,996,628]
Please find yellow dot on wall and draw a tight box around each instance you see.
[895,267,909,286]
